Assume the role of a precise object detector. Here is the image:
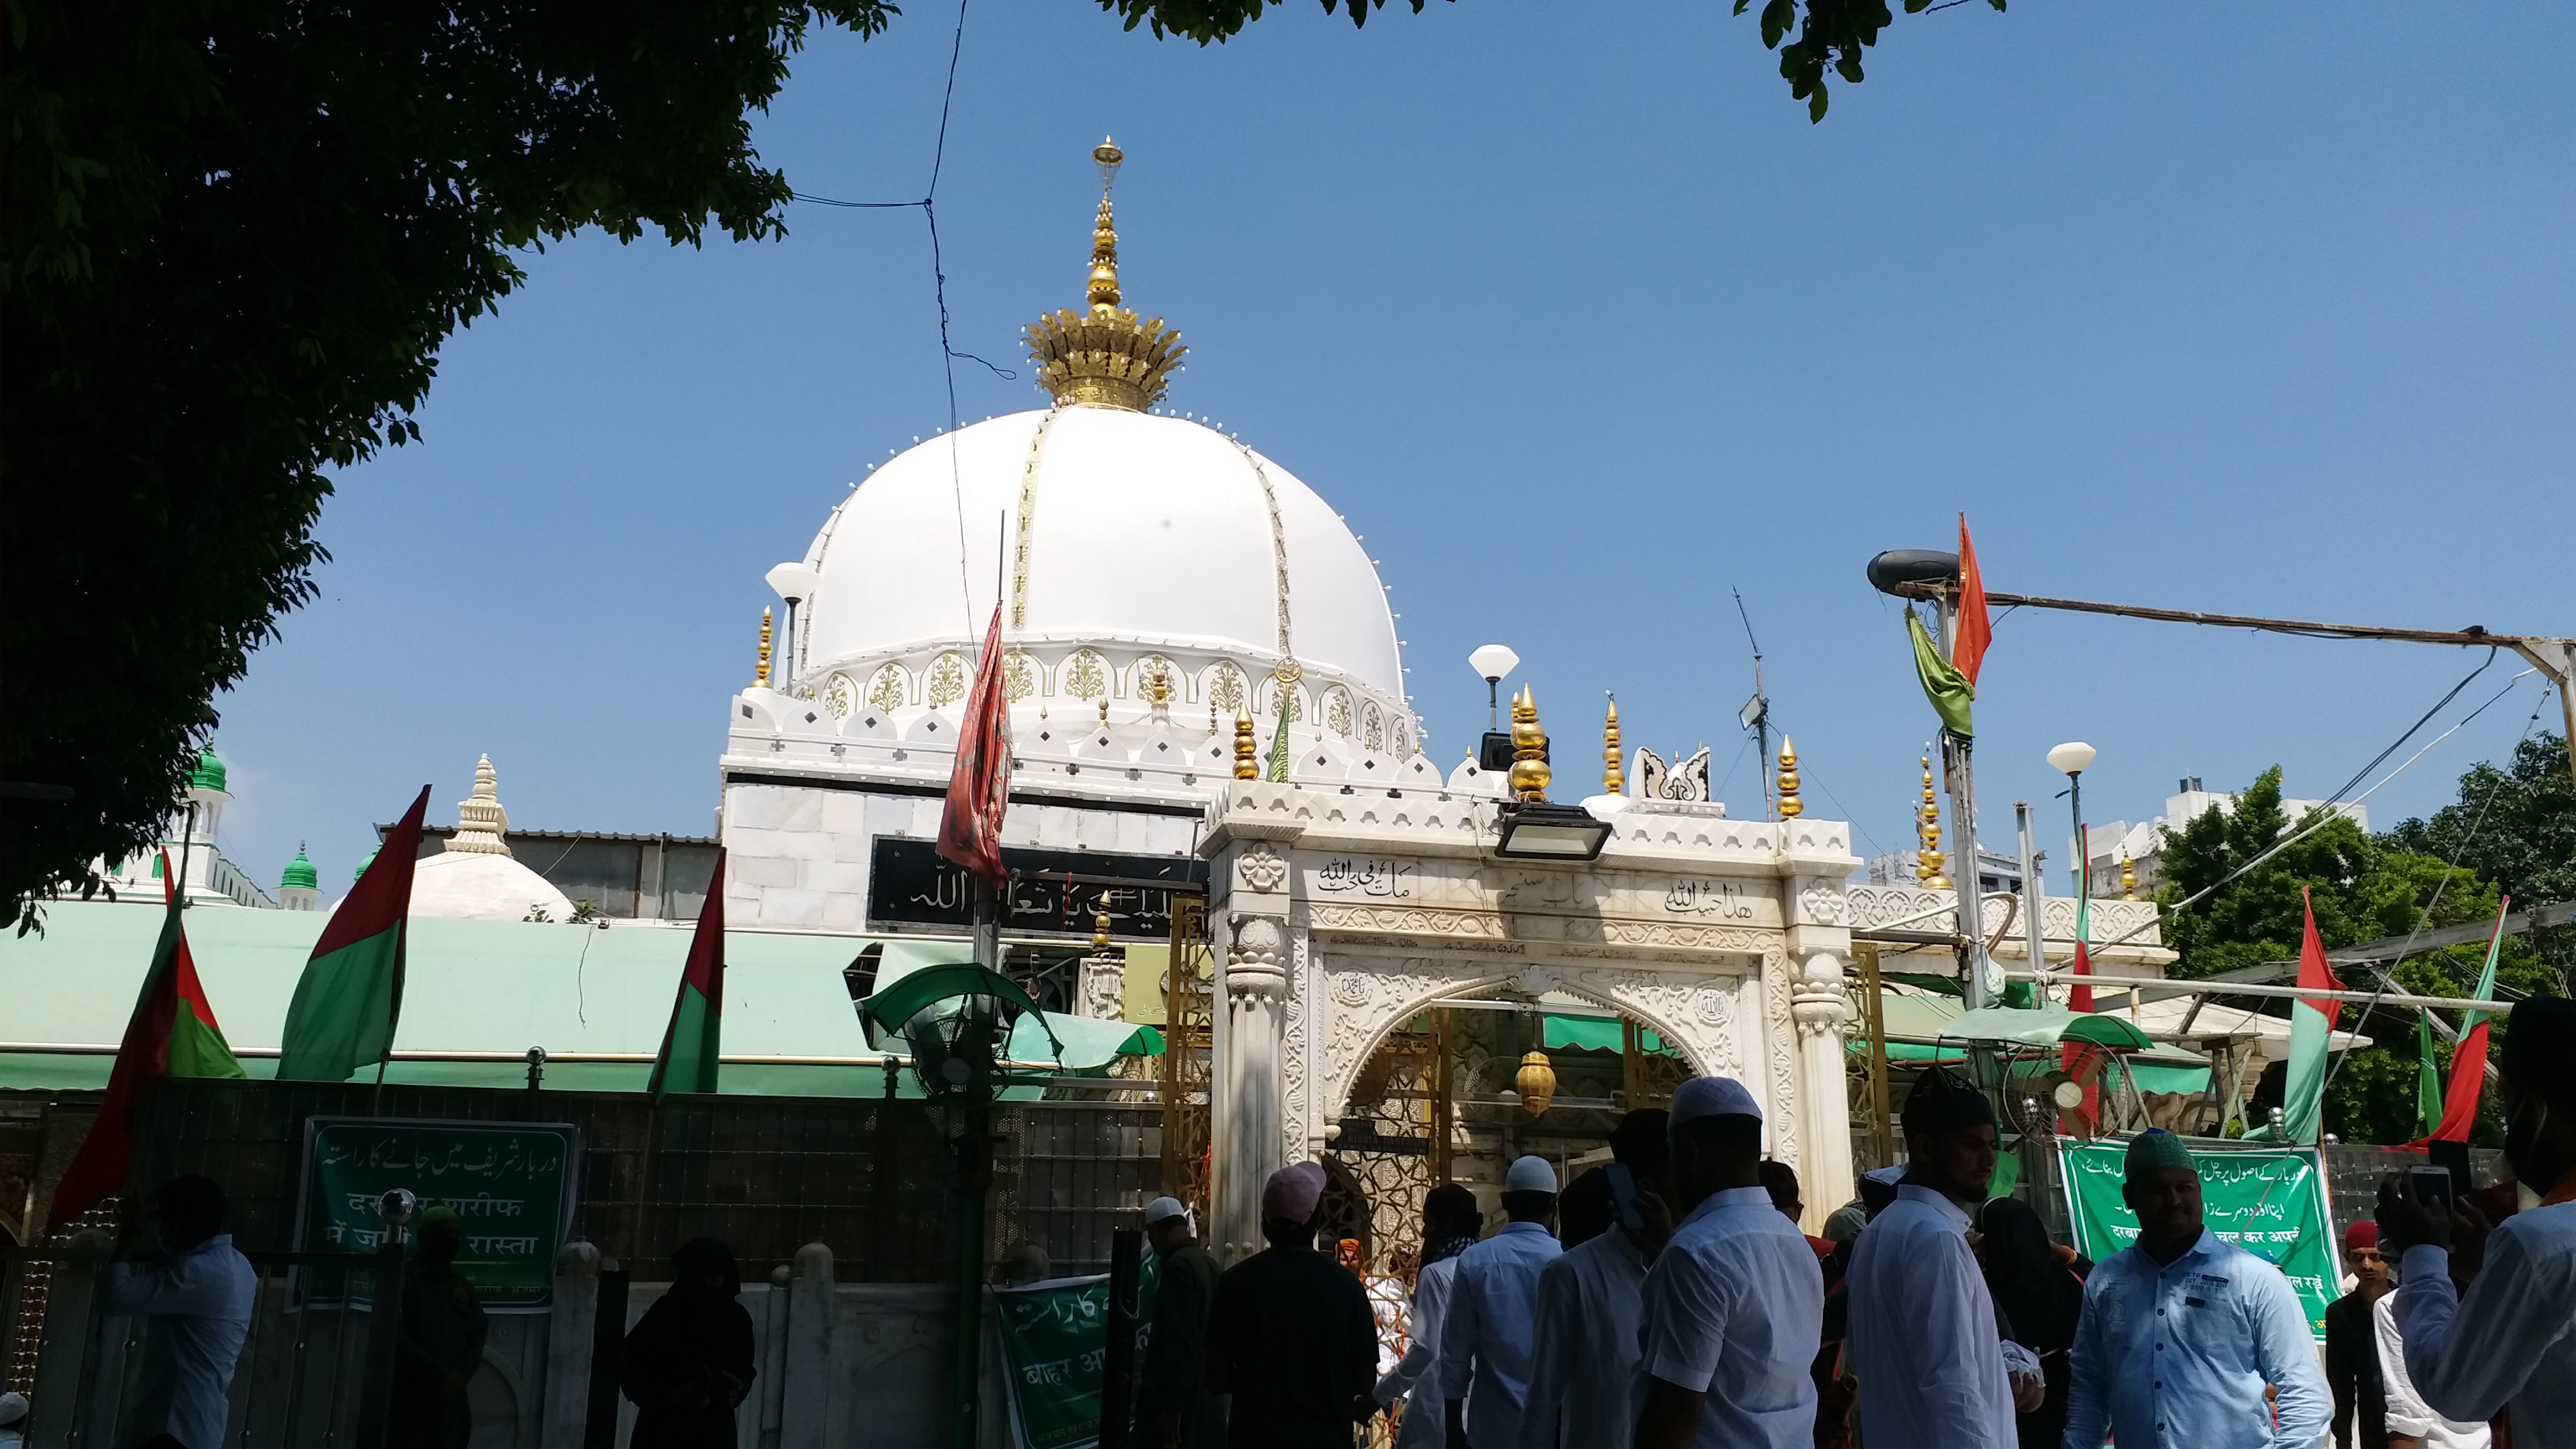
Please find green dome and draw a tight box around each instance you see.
[355,844,379,883]
[281,844,318,892]
[186,747,226,793]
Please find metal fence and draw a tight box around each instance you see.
[991,1101,1162,1277]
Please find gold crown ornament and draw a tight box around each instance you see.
[1024,138,1186,412]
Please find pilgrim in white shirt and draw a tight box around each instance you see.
[1518,1226,1648,1449]
[1845,1184,2038,1449]
[1632,1185,1825,1449]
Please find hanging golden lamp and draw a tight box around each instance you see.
[1516,1049,1559,1116]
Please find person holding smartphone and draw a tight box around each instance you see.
[2377,996,2576,1448]
[1517,1110,1671,1449]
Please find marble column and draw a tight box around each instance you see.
[1214,911,1289,1262]
[1791,948,1855,1228]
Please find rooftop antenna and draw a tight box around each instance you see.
[1732,589,1774,820]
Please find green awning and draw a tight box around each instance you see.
[1940,1006,2156,1052]
[1542,1014,1678,1057]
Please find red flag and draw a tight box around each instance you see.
[936,604,1012,887]
[52,852,246,1225]
[2433,898,2510,1142]
[2061,826,2100,1128]
[1953,514,1993,686]
[2298,890,2346,1027]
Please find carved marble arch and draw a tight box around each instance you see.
[1315,956,1750,1132]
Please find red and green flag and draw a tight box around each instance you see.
[51,851,245,1223]
[2061,827,2101,1129]
[2280,888,2346,1145]
[278,785,430,1082]
[647,851,727,1099]
[2414,1008,2444,1141]
[2432,896,2510,1143]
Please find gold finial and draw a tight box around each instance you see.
[1026,138,1185,411]
[753,607,773,688]
[1092,905,1112,950]
[1917,754,1950,889]
[1508,686,1552,803]
[1602,694,1623,796]
[1147,666,1170,706]
[1775,738,1802,819]
[1233,707,1258,780]
[2119,853,2138,901]
[1098,695,1110,728]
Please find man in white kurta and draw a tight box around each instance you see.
[2381,996,2576,1448]
[1380,1183,1484,1449]
[1440,1156,1563,1449]
[1631,1077,1825,1449]
[1844,1067,2040,1449]
[1518,1110,1669,1449]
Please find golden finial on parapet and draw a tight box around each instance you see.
[1025,138,1185,411]
[2120,853,2139,901]
[1776,738,1803,819]
[1233,707,1258,780]
[753,607,773,688]
[1093,906,1112,951]
[1603,694,1623,796]
[1509,686,1552,802]
[1917,754,1950,889]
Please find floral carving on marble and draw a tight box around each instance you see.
[865,664,907,714]
[1237,842,1289,893]
[924,652,969,709]
[1060,648,1109,702]
[1795,882,1848,927]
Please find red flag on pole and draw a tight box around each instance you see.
[52,852,246,1224]
[937,603,1012,887]
[2432,897,2510,1142]
[1954,514,1993,687]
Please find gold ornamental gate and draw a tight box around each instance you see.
[1160,894,1215,1204]
[1322,1012,1452,1271]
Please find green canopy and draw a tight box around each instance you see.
[858,962,1062,1062]
[1542,1014,1678,1057]
[1942,1006,2155,1052]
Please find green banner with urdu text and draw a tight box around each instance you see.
[2056,1138,2337,1341]
[295,1117,577,1311]
[991,1256,1162,1449]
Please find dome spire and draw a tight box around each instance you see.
[449,755,514,858]
[1026,138,1185,411]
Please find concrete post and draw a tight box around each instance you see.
[777,1242,835,1449]
[542,1240,602,1449]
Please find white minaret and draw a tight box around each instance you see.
[448,755,513,856]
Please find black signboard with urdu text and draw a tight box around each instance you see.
[866,838,1206,941]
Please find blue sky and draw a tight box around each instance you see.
[211,1,2573,896]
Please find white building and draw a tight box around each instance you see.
[2080,775,2369,898]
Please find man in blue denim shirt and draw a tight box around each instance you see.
[2062,1130,2330,1449]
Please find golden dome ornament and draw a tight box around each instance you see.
[1233,707,1258,780]
[1602,694,1623,796]
[1515,1049,1559,1116]
[1024,137,1185,412]
[1508,686,1552,802]
[1775,737,1802,820]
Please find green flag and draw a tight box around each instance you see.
[1907,611,1974,738]
[2414,1009,2443,1140]
[1265,674,1294,782]
[647,852,726,1098]
[278,785,428,1081]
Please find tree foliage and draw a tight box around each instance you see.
[1,0,892,928]
[1095,0,2001,121]
[2155,762,2564,1144]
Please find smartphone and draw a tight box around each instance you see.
[1606,1164,1645,1233]
[2407,1164,2455,1218]
[2427,1139,2473,1193]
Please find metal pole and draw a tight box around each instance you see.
[2067,773,2085,897]
[1098,1228,1142,1449]
[950,1108,988,1449]
[2015,803,2047,1000]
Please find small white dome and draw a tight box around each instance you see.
[797,407,1405,707]
[409,852,575,923]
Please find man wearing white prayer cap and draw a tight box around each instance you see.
[1519,1110,1670,1449]
[1632,1076,1825,1449]
[1136,1197,1222,1448]
[1439,1156,1563,1449]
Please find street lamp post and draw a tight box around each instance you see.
[765,562,822,696]
[2047,741,2097,897]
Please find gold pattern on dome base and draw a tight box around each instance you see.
[825,673,858,719]
[925,652,969,709]
[1024,138,1185,412]
[1775,738,1802,819]
[1509,687,1552,802]
[866,664,908,714]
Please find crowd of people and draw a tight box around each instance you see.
[1128,995,2576,1449]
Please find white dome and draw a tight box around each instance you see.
[408,852,575,923]
[797,408,1406,709]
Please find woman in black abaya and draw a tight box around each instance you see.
[621,1238,757,1449]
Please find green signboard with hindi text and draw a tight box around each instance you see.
[2056,1138,2338,1341]
[991,1255,1161,1449]
[295,1117,577,1311]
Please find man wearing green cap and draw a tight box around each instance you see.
[390,1205,487,1449]
[2062,1129,2328,1449]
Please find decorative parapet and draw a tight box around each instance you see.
[1845,883,2172,967]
